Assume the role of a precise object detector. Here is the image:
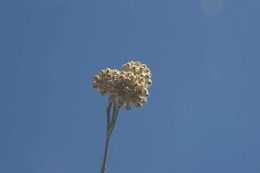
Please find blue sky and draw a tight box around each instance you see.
[0,0,259,173]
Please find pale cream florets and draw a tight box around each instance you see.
[93,61,152,110]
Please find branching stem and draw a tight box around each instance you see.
[100,101,120,173]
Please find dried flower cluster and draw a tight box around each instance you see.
[93,61,152,110]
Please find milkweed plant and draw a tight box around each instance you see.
[93,61,152,173]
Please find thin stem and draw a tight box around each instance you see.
[110,102,116,128]
[100,102,119,173]
[100,137,110,173]
[108,108,119,138]
[106,102,112,131]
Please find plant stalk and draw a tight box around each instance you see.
[100,102,119,173]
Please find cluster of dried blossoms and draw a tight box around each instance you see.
[93,61,152,110]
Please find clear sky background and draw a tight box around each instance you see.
[0,0,259,173]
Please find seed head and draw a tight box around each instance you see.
[93,61,152,110]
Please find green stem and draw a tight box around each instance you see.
[108,107,119,138]
[100,137,110,173]
[106,102,112,131]
[100,102,120,173]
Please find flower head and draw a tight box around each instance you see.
[93,61,152,110]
